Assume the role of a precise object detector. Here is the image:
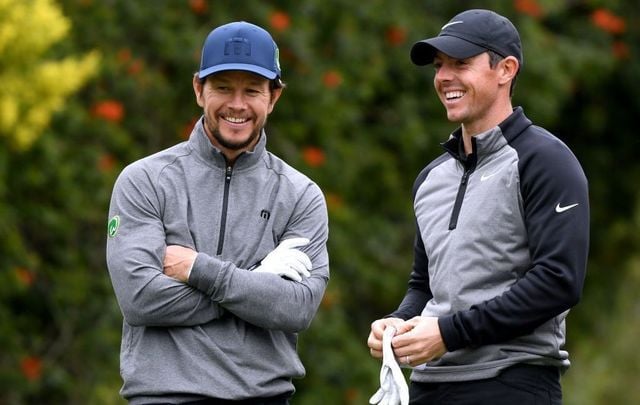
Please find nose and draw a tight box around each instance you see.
[227,90,247,109]
[434,65,453,83]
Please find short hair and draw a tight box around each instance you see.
[270,78,286,90]
[487,50,517,97]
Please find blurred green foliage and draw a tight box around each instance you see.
[1,0,638,404]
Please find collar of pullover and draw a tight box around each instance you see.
[442,126,505,163]
[442,107,530,161]
[188,117,266,170]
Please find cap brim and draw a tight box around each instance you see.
[411,36,487,65]
[198,63,277,80]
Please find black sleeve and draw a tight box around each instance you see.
[389,164,437,320]
[439,130,590,350]
[390,229,432,320]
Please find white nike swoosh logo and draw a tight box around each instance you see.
[441,21,463,30]
[480,171,500,181]
[555,203,579,213]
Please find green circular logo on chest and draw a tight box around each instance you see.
[107,215,120,237]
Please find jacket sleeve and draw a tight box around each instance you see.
[188,183,329,333]
[106,164,223,327]
[439,132,590,351]
[390,228,432,320]
[390,165,436,320]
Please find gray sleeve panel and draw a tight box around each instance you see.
[189,182,329,333]
[106,162,222,327]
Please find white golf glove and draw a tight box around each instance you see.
[252,237,312,282]
[369,326,409,405]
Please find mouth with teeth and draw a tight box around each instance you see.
[222,115,250,125]
[444,90,465,101]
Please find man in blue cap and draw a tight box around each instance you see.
[107,21,329,404]
[368,9,589,404]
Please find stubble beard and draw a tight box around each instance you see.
[205,116,262,151]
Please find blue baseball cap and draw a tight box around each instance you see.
[411,9,523,67]
[198,21,281,81]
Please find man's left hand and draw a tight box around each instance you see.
[391,316,447,367]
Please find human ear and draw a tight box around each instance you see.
[193,75,205,107]
[267,87,283,114]
[499,56,519,86]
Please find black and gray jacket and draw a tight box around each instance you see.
[392,107,589,382]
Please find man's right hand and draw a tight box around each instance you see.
[367,317,406,359]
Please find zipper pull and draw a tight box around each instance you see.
[461,170,470,185]
[225,166,232,181]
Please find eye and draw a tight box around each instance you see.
[245,87,265,97]
[211,84,231,94]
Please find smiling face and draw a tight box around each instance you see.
[193,70,282,163]
[432,51,517,137]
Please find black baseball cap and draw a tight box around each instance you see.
[411,9,523,67]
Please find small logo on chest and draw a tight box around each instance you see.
[260,210,271,220]
[480,170,501,181]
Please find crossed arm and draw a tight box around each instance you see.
[106,166,329,332]
[163,238,312,283]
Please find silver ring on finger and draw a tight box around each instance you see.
[406,355,410,364]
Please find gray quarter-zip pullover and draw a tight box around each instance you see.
[106,118,329,402]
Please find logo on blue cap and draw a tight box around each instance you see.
[224,37,251,57]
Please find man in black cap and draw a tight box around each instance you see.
[368,9,589,404]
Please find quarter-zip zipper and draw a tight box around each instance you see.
[448,167,473,230]
[216,165,233,255]
[443,134,478,230]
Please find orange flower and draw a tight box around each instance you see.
[97,153,116,173]
[591,9,626,35]
[180,116,200,139]
[302,146,326,167]
[269,11,290,32]
[127,59,143,76]
[322,70,342,89]
[514,0,543,18]
[385,26,406,46]
[612,41,630,60]
[116,48,132,64]
[21,356,42,382]
[15,267,35,287]
[320,289,339,309]
[325,192,344,211]
[91,100,124,123]
[344,387,360,404]
[189,0,208,15]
